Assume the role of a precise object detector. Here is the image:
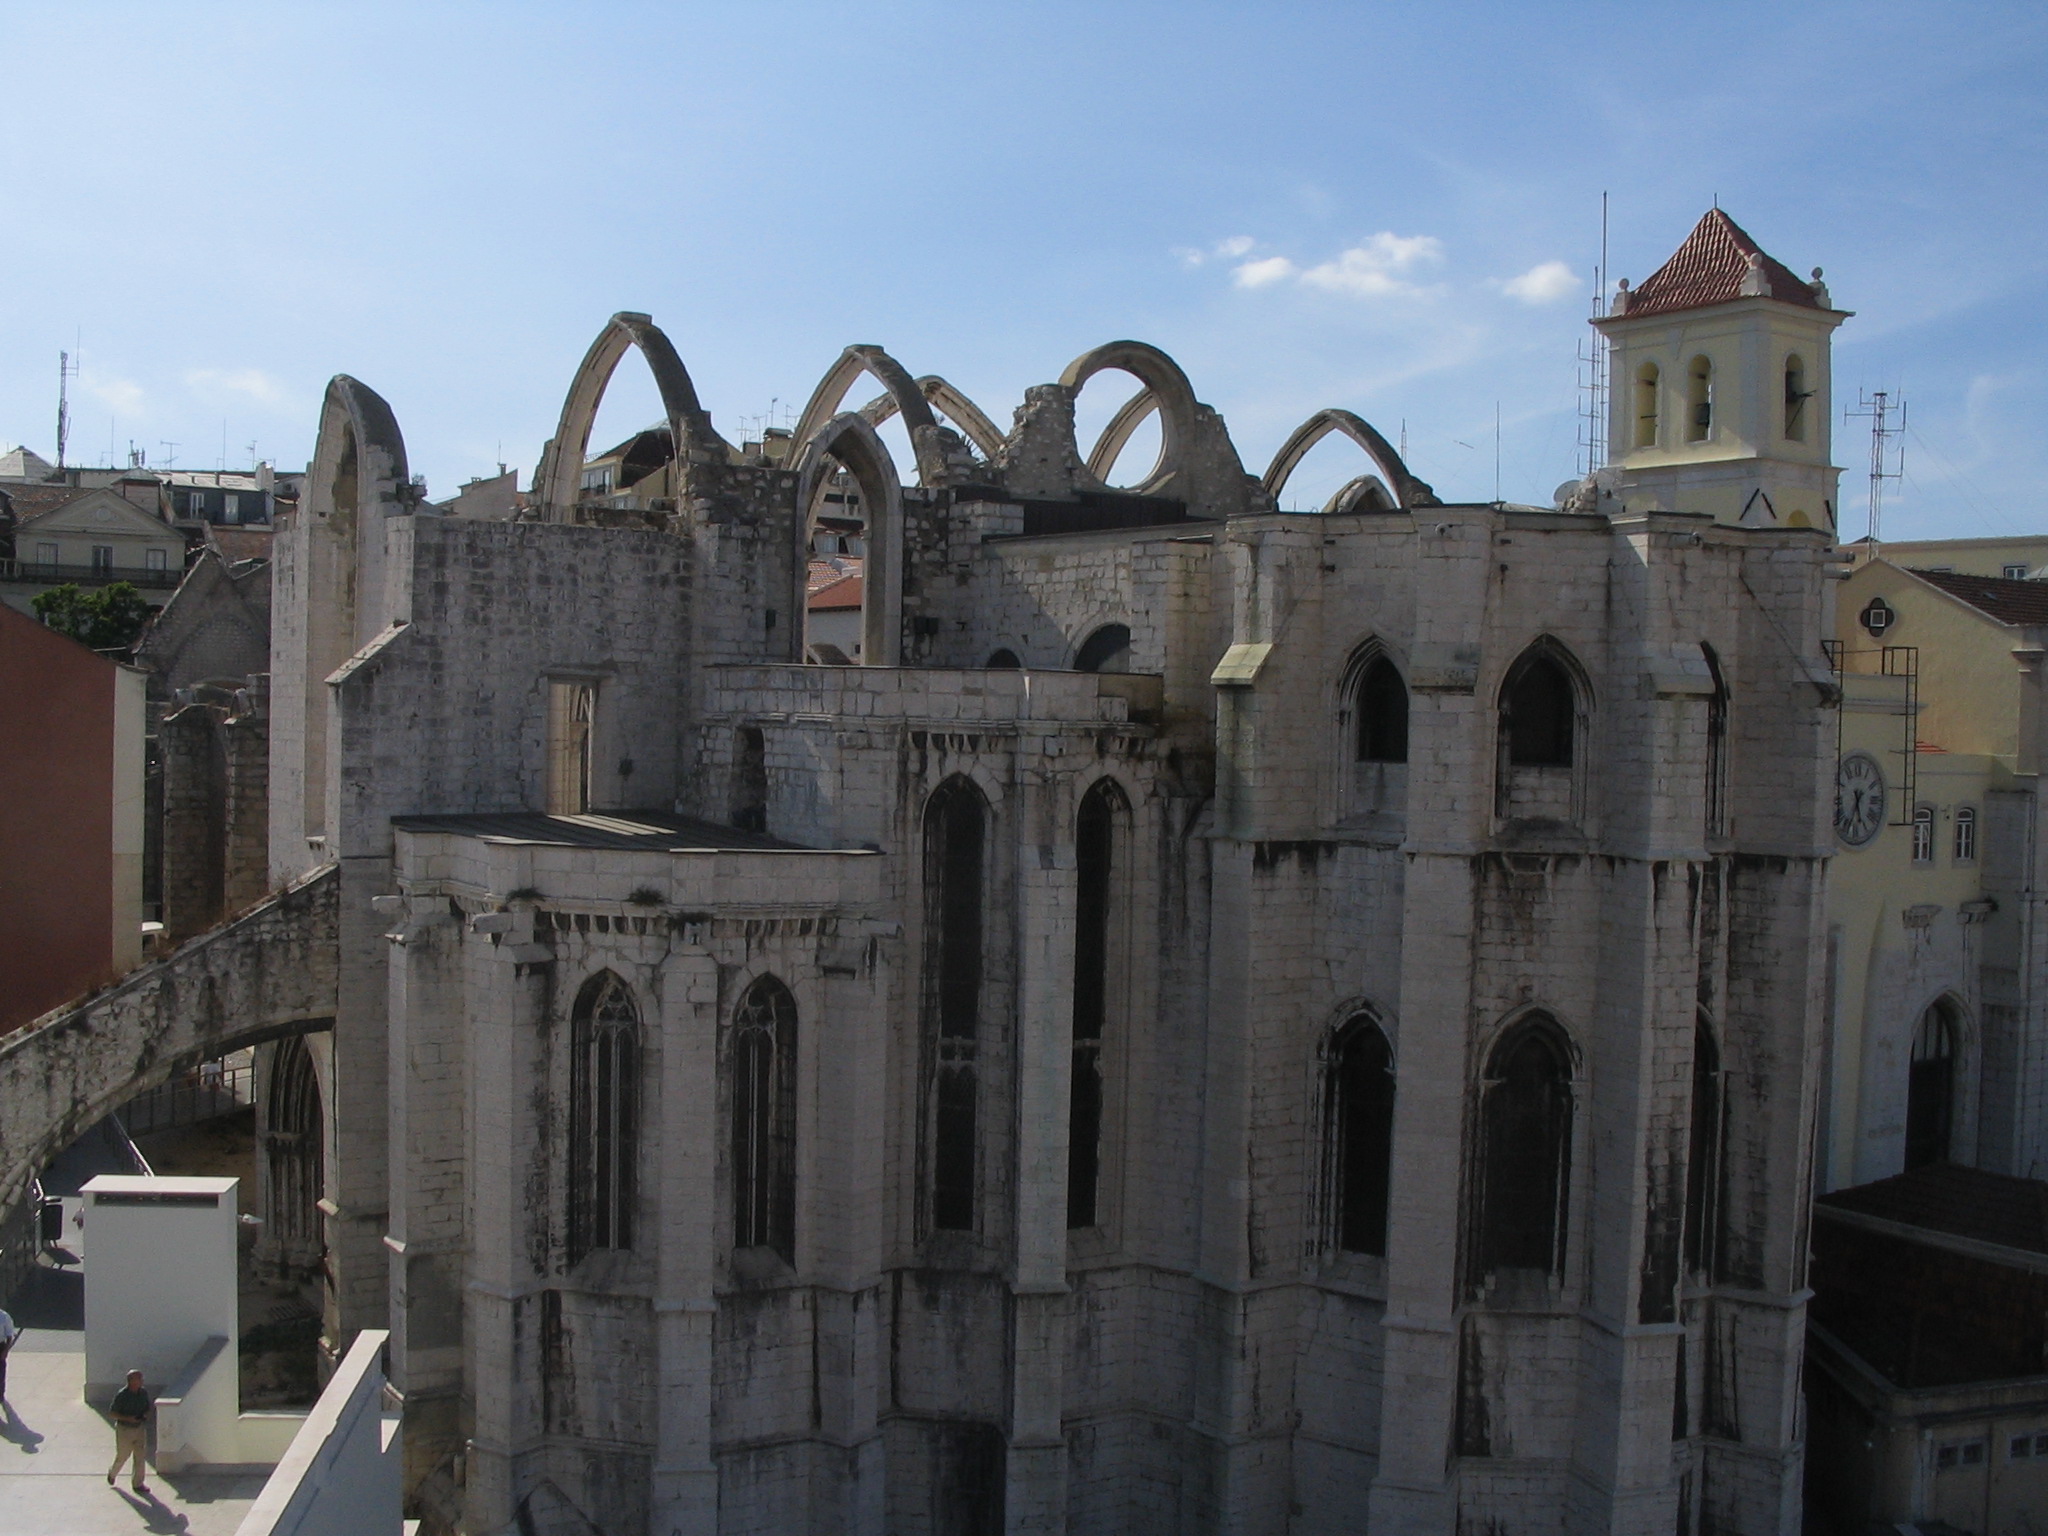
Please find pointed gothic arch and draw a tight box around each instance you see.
[791,411,904,667]
[855,373,1007,465]
[532,312,726,520]
[790,345,952,486]
[731,973,798,1262]
[1262,408,1440,511]
[1057,340,1201,497]
[568,970,641,1261]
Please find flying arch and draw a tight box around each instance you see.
[533,312,725,520]
[1057,340,1201,496]
[1262,408,1440,511]
[791,345,952,486]
[855,374,1007,465]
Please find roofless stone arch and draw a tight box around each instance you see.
[856,374,1007,464]
[1058,340,1201,496]
[532,311,726,520]
[1263,408,1440,511]
[791,345,954,486]
[791,411,904,666]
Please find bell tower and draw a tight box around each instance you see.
[1595,209,1848,529]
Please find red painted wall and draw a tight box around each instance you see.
[0,603,116,1032]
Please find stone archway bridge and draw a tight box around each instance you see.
[0,864,338,1230]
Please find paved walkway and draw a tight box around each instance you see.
[0,1267,266,1535]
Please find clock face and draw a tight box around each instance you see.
[1835,752,1886,847]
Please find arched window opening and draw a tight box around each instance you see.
[1905,1002,1957,1170]
[1324,1014,1395,1257]
[1704,645,1730,837]
[1955,805,1978,863]
[570,972,640,1260]
[1686,355,1714,444]
[1784,354,1809,442]
[1074,624,1132,674]
[1068,780,1128,1230]
[732,975,798,1261]
[1912,804,1935,864]
[262,1033,324,1274]
[547,681,596,815]
[1355,654,1409,764]
[1475,1018,1574,1279]
[806,459,869,664]
[730,726,767,833]
[1683,1019,1724,1278]
[986,649,1021,670]
[923,779,986,1232]
[1634,362,1661,449]
[1502,651,1576,768]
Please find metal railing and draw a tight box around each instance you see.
[119,1050,257,1136]
[0,558,185,590]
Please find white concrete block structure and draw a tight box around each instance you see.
[259,210,1839,1534]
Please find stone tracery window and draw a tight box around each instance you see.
[731,974,798,1261]
[923,777,987,1233]
[1501,649,1577,768]
[1323,1012,1395,1257]
[1472,1015,1574,1282]
[569,970,639,1260]
[1355,654,1409,764]
[1684,1016,1725,1279]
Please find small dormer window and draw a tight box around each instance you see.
[1634,362,1661,449]
[1686,356,1714,443]
[1783,355,1808,441]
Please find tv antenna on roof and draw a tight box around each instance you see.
[1576,192,1611,480]
[1846,389,1905,549]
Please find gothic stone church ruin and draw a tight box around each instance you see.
[253,210,1838,1534]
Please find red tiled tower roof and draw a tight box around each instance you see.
[1617,209,1822,320]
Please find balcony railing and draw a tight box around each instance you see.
[0,558,185,590]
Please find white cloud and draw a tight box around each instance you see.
[185,367,288,406]
[86,377,145,414]
[1232,255,1298,290]
[1298,233,1445,298]
[1500,260,1578,305]
[1214,235,1256,259]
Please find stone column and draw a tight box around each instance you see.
[463,912,552,1535]
[1006,778,1077,1533]
[652,946,719,1536]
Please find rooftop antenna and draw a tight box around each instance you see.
[158,440,179,469]
[56,351,77,471]
[218,419,228,473]
[246,440,259,471]
[1576,191,1611,480]
[1494,402,1502,504]
[1846,388,1905,549]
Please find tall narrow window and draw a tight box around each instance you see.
[1068,780,1126,1229]
[1905,1002,1956,1170]
[923,778,986,1232]
[91,544,114,575]
[1686,356,1714,443]
[1324,1013,1396,1257]
[1683,1018,1724,1278]
[1502,650,1576,767]
[732,975,797,1261]
[1704,645,1730,837]
[1912,804,1935,864]
[570,972,639,1260]
[730,726,767,833]
[547,681,596,815]
[263,1033,324,1269]
[1783,355,1809,441]
[1474,1017,1573,1277]
[1355,654,1409,763]
[1955,805,1977,862]
[1634,362,1661,449]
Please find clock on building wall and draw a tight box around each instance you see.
[1835,751,1886,847]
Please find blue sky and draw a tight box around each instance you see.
[2,1,2043,538]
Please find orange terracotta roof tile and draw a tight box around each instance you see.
[1618,209,1822,320]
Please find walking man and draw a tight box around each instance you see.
[0,1304,16,1406]
[107,1368,151,1494]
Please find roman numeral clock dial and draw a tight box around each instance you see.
[1835,751,1886,847]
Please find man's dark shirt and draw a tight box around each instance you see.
[110,1386,151,1423]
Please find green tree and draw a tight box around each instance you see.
[32,581,154,653]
